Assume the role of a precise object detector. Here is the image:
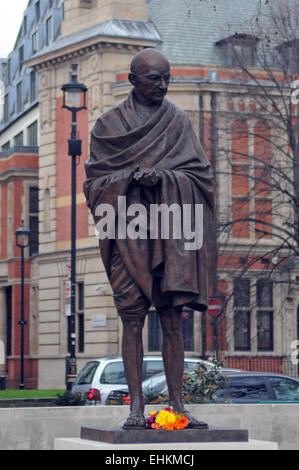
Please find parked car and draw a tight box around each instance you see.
[106,370,299,405]
[71,355,213,405]
[214,371,299,403]
[106,363,242,405]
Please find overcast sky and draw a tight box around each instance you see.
[0,0,29,58]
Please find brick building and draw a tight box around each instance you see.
[0,0,298,388]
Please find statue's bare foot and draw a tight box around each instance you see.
[122,413,146,429]
[183,409,208,429]
[171,400,208,429]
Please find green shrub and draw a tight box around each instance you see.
[182,357,228,403]
[54,391,86,406]
[145,357,228,405]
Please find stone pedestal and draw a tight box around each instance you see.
[54,425,278,450]
[54,437,278,450]
[80,426,249,444]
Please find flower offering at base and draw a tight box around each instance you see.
[146,408,189,430]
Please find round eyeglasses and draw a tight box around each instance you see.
[132,73,173,85]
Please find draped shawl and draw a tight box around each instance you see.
[84,90,217,311]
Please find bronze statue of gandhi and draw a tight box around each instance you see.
[84,48,217,429]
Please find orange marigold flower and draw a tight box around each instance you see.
[174,417,188,430]
[151,423,162,430]
[164,422,175,430]
[175,421,184,430]
[181,416,189,427]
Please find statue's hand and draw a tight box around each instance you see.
[133,168,161,187]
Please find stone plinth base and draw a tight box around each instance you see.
[54,425,278,450]
[54,437,278,450]
[80,426,248,444]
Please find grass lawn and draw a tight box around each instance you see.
[0,389,65,399]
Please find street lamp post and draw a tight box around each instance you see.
[15,220,30,389]
[61,63,87,391]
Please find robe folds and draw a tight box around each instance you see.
[84,90,217,312]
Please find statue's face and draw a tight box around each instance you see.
[129,53,171,106]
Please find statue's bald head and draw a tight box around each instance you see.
[129,48,171,106]
[130,48,170,75]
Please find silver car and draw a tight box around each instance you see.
[71,355,213,405]
[106,370,299,405]
[106,364,242,405]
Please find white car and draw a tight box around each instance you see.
[71,355,214,405]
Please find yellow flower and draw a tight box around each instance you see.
[147,408,189,431]
[156,410,176,427]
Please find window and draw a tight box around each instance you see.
[29,186,39,256]
[234,311,251,351]
[76,361,98,385]
[269,377,299,401]
[30,71,37,102]
[143,361,165,380]
[14,131,24,147]
[233,279,250,307]
[257,280,273,351]
[3,93,9,123]
[2,141,10,151]
[35,1,40,22]
[77,282,85,353]
[7,58,11,85]
[101,362,127,385]
[277,39,299,73]
[228,376,270,401]
[19,46,24,72]
[233,279,251,351]
[216,34,259,68]
[32,31,38,54]
[148,309,195,352]
[27,121,38,147]
[257,279,273,308]
[23,16,27,35]
[17,82,22,114]
[233,277,274,352]
[46,16,53,46]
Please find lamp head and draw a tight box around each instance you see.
[61,63,87,111]
[16,220,30,248]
